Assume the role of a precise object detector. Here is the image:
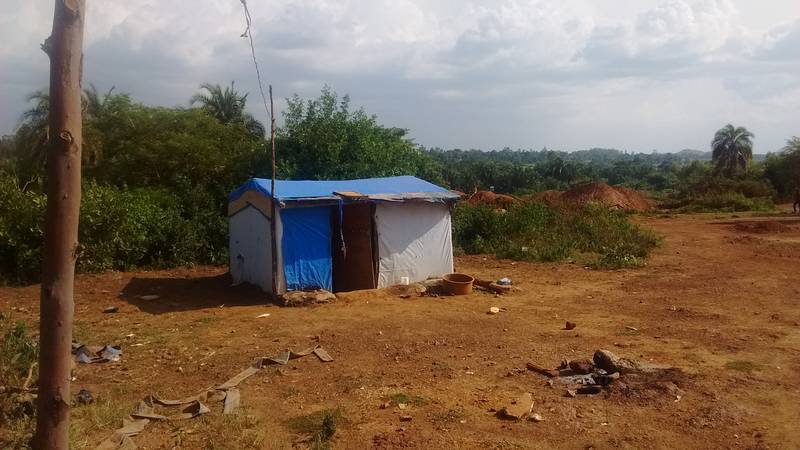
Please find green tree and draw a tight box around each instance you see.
[279,86,426,180]
[711,124,754,177]
[190,82,265,138]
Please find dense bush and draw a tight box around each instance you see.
[663,192,775,213]
[0,177,227,284]
[452,202,659,269]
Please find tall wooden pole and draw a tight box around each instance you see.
[34,1,85,448]
[269,85,278,294]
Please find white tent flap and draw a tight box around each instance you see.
[375,202,453,288]
[229,205,272,292]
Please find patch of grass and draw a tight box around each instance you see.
[0,318,39,449]
[285,407,346,447]
[69,390,131,449]
[194,316,219,325]
[725,360,760,373]
[452,202,660,269]
[666,192,775,213]
[385,392,430,407]
[1,320,39,383]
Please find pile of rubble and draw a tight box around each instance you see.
[526,349,684,398]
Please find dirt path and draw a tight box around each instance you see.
[2,214,799,449]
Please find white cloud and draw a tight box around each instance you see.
[1,0,799,152]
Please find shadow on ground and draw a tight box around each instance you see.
[121,273,274,314]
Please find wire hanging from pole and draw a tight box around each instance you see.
[239,0,271,131]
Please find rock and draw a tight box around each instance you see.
[592,372,620,386]
[576,385,603,395]
[389,283,427,298]
[380,401,391,409]
[498,392,533,420]
[568,359,594,374]
[102,305,119,313]
[593,349,641,374]
[76,389,94,405]
[564,321,577,330]
[529,413,544,422]
[488,307,501,315]
[282,289,336,307]
[399,415,413,422]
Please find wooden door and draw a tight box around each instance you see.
[332,203,377,292]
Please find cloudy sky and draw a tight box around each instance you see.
[2,0,799,153]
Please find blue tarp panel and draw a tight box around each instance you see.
[229,176,459,203]
[281,206,332,291]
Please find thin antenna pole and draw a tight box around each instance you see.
[270,85,276,195]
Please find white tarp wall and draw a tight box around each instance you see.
[229,205,273,292]
[375,202,453,287]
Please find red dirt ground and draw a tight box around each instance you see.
[2,213,800,449]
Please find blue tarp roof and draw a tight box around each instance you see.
[229,176,460,203]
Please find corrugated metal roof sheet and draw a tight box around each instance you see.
[229,176,460,203]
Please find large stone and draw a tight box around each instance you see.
[593,349,641,374]
[498,393,533,420]
[282,290,336,307]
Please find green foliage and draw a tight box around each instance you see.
[452,202,659,269]
[764,137,800,200]
[0,176,227,284]
[0,176,46,284]
[665,191,775,213]
[190,81,265,138]
[0,319,39,383]
[280,86,426,180]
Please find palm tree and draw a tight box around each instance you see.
[711,124,754,176]
[190,81,265,137]
[82,83,115,118]
[16,90,51,173]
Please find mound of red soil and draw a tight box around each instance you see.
[733,221,790,234]
[532,190,563,205]
[467,190,522,209]
[560,182,655,212]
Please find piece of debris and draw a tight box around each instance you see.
[498,392,533,420]
[139,294,159,301]
[255,313,271,318]
[380,401,391,409]
[488,307,501,315]
[72,342,122,364]
[399,415,413,422]
[398,403,408,410]
[496,278,513,285]
[282,289,336,307]
[223,388,240,414]
[526,362,559,378]
[564,321,576,330]
[76,388,94,405]
[103,306,119,313]
[475,278,517,294]
[625,326,639,332]
[529,413,544,422]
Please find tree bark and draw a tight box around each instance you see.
[34,1,85,449]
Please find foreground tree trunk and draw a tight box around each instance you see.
[34,1,85,448]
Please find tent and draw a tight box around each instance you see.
[228,176,460,294]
